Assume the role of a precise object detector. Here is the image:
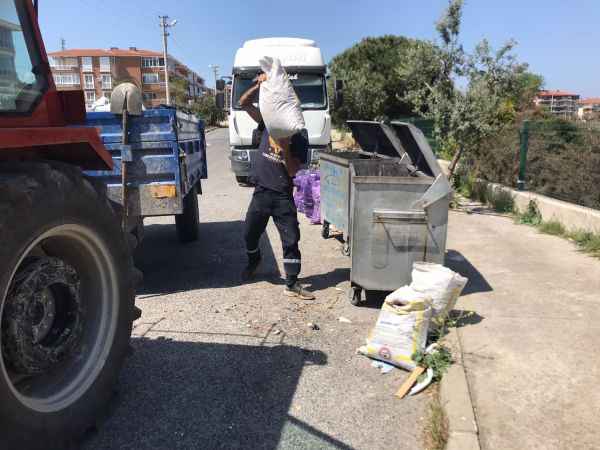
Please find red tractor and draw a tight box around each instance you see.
[0,1,138,448]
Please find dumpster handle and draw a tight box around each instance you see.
[376,219,441,256]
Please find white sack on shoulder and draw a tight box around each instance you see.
[410,262,468,319]
[258,56,305,139]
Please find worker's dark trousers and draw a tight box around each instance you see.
[244,187,301,287]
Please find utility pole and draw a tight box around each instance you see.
[208,64,220,91]
[159,15,177,105]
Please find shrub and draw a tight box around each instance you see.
[538,220,565,236]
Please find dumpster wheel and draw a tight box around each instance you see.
[321,221,330,239]
[348,285,363,306]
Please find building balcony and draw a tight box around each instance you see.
[50,65,79,71]
[56,82,81,87]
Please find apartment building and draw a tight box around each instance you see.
[534,90,580,117]
[577,98,600,121]
[224,83,232,110]
[48,47,206,109]
[0,17,19,105]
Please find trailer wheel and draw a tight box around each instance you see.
[175,186,200,243]
[0,162,137,450]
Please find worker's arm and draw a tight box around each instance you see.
[239,73,266,124]
[280,138,302,178]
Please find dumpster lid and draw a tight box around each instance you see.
[389,121,443,178]
[347,120,408,159]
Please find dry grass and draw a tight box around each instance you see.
[422,386,449,450]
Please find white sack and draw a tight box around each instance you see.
[359,286,432,370]
[410,262,468,319]
[258,56,305,139]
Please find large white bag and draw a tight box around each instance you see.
[410,262,468,320]
[359,286,432,370]
[258,56,305,139]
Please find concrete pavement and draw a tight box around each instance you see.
[82,128,428,450]
[446,205,600,450]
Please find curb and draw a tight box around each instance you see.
[441,327,481,450]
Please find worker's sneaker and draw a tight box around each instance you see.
[284,282,315,300]
[241,257,262,281]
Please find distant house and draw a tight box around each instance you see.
[48,47,206,110]
[577,98,600,121]
[534,90,580,118]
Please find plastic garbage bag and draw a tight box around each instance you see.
[359,286,432,370]
[410,262,468,320]
[259,56,305,139]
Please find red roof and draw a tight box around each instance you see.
[537,90,579,98]
[579,97,600,105]
[49,48,161,58]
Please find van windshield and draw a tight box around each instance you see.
[233,72,327,110]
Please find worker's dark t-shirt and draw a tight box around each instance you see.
[251,125,308,194]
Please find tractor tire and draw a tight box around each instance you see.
[0,161,137,450]
[175,186,200,243]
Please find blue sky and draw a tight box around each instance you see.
[38,0,600,97]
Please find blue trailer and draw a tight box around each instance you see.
[84,107,207,243]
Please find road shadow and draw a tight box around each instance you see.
[445,250,493,296]
[82,338,353,450]
[302,268,350,292]
[343,250,493,310]
[449,309,485,328]
[135,221,281,295]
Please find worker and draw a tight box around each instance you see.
[239,73,315,300]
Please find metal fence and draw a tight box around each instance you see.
[474,119,600,210]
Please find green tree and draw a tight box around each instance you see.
[329,35,431,125]
[512,72,545,111]
[170,75,191,108]
[399,0,533,175]
[189,94,226,126]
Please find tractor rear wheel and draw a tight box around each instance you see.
[0,162,137,450]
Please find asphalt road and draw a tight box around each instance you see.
[82,128,427,450]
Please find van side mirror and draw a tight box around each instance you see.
[334,79,344,109]
[216,79,225,91]
[215,92,225,110]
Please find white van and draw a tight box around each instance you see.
[228,37,331,184]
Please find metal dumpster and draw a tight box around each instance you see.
[319,120,452,305]
[320,120,405,250]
